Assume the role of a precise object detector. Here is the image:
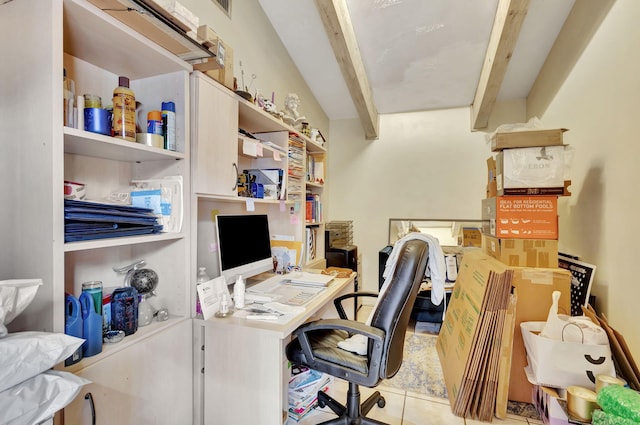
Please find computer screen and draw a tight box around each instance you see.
[215,214,273,284]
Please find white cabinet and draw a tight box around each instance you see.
[63,319,193,424]
[191,71,239,198]
[190,72,328,273]
[1,0,192,423]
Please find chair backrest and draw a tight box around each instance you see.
[369,239,429,379]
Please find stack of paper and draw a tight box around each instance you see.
[64,199,162,242]
[288,366,332,422]
[284,272,334,287]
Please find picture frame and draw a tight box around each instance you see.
[557,254,596,316]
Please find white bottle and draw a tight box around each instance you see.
[196,267,211,315]
[234,275,245,309]
[161,101,176,151]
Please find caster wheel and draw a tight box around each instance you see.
[377,397,386,408]
[318,399,326,408]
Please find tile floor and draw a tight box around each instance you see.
[288,306,541,425]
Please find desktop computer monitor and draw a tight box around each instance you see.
[215,214,274,284]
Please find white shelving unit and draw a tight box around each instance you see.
[1,0,193,423]
[190,71,328,281]
[190,72,330,424]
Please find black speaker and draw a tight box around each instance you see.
[326,241,359,318]
[326,246,358,271]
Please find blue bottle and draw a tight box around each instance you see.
[80,292,103,357]
[64,294,83,366]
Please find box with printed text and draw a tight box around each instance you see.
[496,146,566,195]
[482,196,558,240]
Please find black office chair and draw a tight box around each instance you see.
[286,239,429,424]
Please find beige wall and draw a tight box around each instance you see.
[180,0,329,133]
[327,102,524,299]
[527,0,640,355]
[180,0,640,355]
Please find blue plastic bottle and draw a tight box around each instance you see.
[64,294,83,366]
[80,292,103,357]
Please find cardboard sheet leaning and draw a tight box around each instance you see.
[436,249,572,411]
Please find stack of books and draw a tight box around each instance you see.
[288,365,332,422]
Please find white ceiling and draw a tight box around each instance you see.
[258,0,575,121]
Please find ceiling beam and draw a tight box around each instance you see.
[471,0,530,130]
[315,0,379,140]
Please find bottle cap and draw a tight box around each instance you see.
[161,101,175,112]
[147,110,162,121]
[118,76,130,88]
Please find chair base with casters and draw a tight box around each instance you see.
[314,381,387,425]
[286,239,430,425]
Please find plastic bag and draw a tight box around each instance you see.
[597,385,640,422]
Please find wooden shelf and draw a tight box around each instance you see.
[65,0,192,79]
[237,134,287,159]
[64,231,184,252]
[196,193,288,205]
[237,96,327,154]
[64,127,185,162]
[63,315,188,373]
[306,181,324,189]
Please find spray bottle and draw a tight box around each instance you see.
[234,275,245,309]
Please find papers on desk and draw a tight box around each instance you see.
[247,275,325,306]
[237,302,305,321]
[197,276,232,320]
[283,272,334,287]
[264,302,305,315]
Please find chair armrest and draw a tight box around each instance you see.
[296,318,384,340]
[333,292,379,319]
[294,319,385,366]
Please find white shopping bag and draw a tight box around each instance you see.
[521,321,615,390]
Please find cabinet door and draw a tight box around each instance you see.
[63,320,193,425]
[192,72,239,197]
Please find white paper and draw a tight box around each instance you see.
[242,139,258,157]
[197,276,231,320]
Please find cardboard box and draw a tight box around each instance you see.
[482,196,558,240]
[436,250,571,404]
[195,25,224,69]
[200,36,234,90]
[482,235,559,268]
[487,156,496,182]
[496,146,566,195]
[152,0,199,33]
[461,228,482,247]
[491,128,568,152]
[487,181,497,198]
[532,386,572,425]
[486,156,497,197]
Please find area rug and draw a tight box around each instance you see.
[383,332,540,420]
[383,333,447,399]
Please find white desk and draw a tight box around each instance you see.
[193,273,356,425]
